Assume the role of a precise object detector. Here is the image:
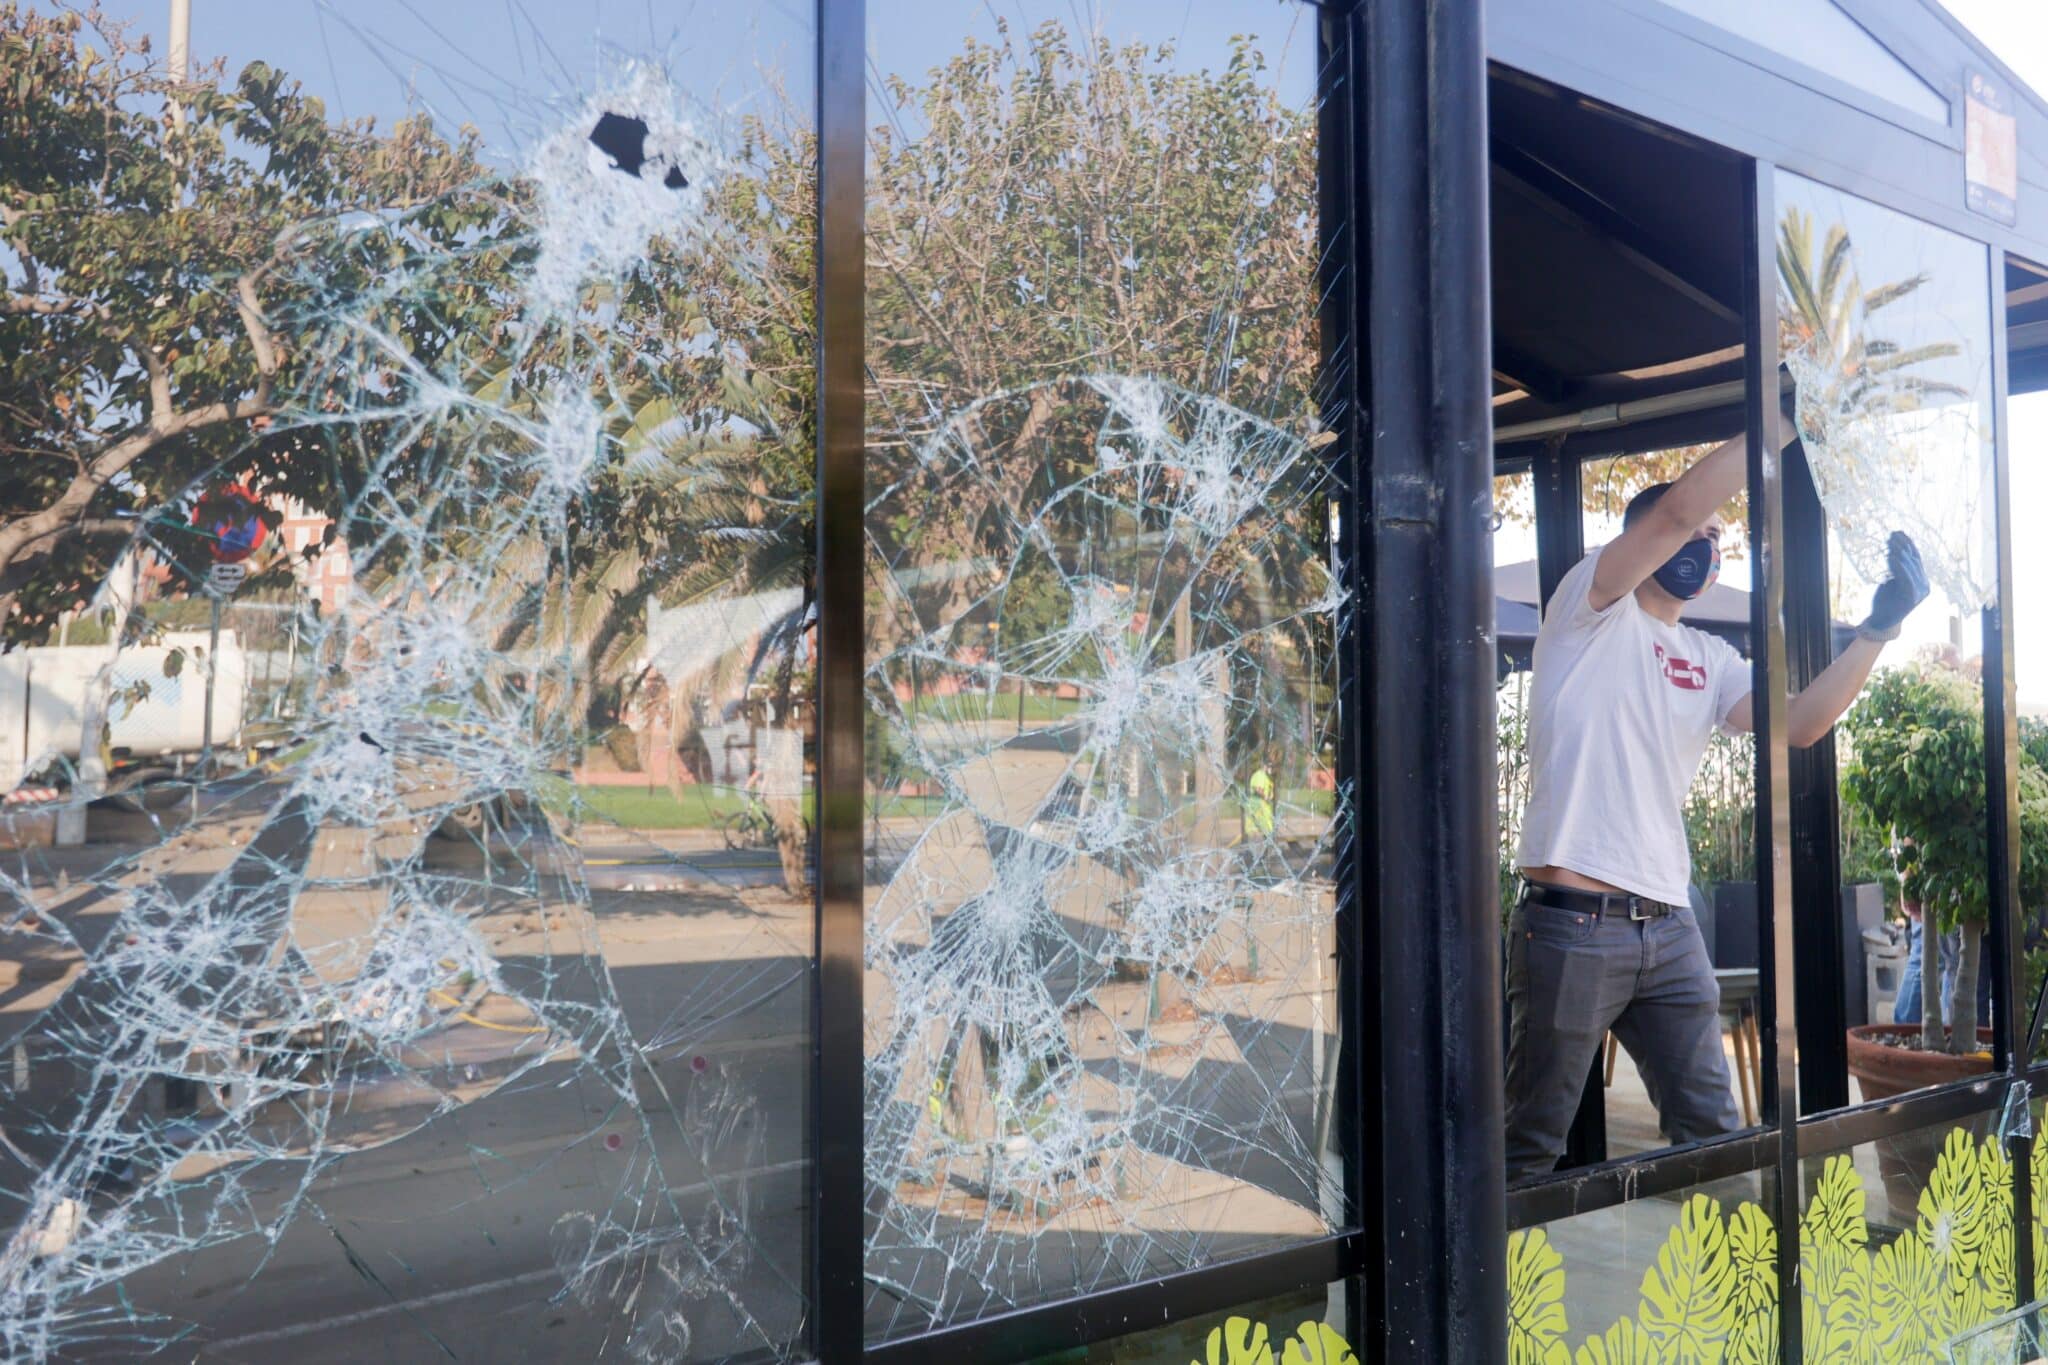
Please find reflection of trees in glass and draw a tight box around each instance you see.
[1778,205,1966,421]
[1777,199,1992,612]
[1841,657,2048,1054]
[854,20,1336,800]
[0,6,502,643]
[863,23,1326,625]
[868,20,1320,423]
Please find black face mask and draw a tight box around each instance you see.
[1652,537,1720,600]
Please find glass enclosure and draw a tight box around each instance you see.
[1494,44,2041,1362]
[0,4,817,1358]
[857,1,1348,1340]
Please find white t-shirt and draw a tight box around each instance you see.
[1514,547,1753,905]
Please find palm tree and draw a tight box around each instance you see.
[1777,204,1967,432]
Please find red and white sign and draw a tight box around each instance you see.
[1654,643,1706,692]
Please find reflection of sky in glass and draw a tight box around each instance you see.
[870,0,1317,125]
[70,0,1313,162]
[1775,171,1994,656]
[76,1,814,164]
[2010,392,2048,710]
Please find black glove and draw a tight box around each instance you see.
[1777,362,1800,439]
[1859,531,1929,641]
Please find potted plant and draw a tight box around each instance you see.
[1839,659,2048,1096]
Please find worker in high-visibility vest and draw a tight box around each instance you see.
[1245,755,1276,840]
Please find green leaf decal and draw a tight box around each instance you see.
[1202,1316,1273,1365]
[1636,1193,1735,1360]
[1723,1203,1779,1364]
[1508,1227,1571,1365]
[1279,1320,1357,1365]
[1814,1247,1881,1364]
[1976,1135,2016,1315]
[1800,1154,1868,1255]
[1510,1125,2033,1362]
[1571,1316,1661,1365]
[1870,1230,1950,1359]
[1916,1126,1987,1283]
[1725,1202,1777,1323]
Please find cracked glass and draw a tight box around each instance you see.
[859,2,1349,1341]
[0,2,815,1358]
[1775,170,1998,1111]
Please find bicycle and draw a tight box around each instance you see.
[718,793,780,850]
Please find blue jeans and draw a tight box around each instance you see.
[1893,922,1994,1027]
[1893,921,1925,1024]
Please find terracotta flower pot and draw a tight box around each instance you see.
[1844,1023,1995,1104]
[1845,1023,1998,1223]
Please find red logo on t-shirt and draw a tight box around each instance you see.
[1654,643,1707,691]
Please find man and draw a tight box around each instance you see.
[1506,429,1929,1182]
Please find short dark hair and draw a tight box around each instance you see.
[1623,482,1674,529]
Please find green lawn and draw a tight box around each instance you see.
[903,691,1084,723]
[567,785,956,830]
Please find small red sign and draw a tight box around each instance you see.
[1655,643,1706,692]
[191,483,269,564]
[1966,67,2018,227]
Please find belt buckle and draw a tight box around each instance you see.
[1627,896,1652,922]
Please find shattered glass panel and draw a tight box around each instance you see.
[1776,172,1997,1100]
[1777,172,1996,617]
[860,4,1349,1340]
[0,4,814,1358]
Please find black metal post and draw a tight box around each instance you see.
[1744,162,1802,1365]
[813,0,865,1358]
[1529,438,1610,1172]
[1318,7,1370,1352]
[1986,259,2032,1306]
[1784,443,1848,1113]
[1359,0,1505,1357]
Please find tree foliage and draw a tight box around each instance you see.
[1840,657,2048,1051]
[0,3,497,642]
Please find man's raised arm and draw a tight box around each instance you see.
[1587,436,1749,612]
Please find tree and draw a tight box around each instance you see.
[860,22,1324,607]
[0,4,499,643]
[1840,658,2048,1053]
[1777,205,1966,421]
[521,21,1335,784]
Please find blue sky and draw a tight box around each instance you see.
[1937,0,2048,100]
[72,0,1316,161]
[58,0,2048,699]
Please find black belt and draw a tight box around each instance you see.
[1521,880,1677,920]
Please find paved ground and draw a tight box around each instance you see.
[0,722,1346,1362]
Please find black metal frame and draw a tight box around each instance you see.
[1358,0,1504,1358]
[811,0,865,1357]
